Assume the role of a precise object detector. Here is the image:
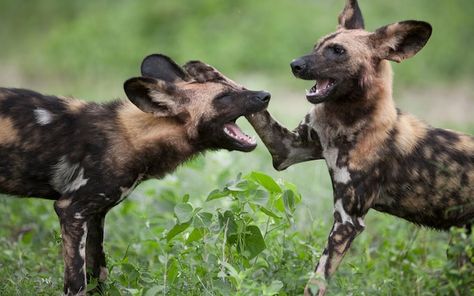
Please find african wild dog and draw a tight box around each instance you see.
[0,54,270,295]
[246,0,473,295]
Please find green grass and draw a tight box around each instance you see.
[0,145,473,295]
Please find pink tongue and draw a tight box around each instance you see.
[224,123,246,138]
[317,79,330,91]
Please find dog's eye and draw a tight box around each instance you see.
[215,92,232,100]
[331,45,346,55]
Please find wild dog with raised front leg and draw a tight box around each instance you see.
[246,0,473,295]
[0,54,270,295]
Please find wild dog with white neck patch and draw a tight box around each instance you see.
[247,0,473,295]
[0,54,270,295]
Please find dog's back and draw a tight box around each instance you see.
[371,112,474,228]
[0,88,110,199]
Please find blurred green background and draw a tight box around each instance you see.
[0,0,473,295]
[1,0,474,96]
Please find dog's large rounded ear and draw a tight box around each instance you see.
[141,54,189,82]
[370,20,432,63]
[124,77,186,117]
[338,0,365,30]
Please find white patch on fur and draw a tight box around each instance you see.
[323,147,351,184]
[333,166,350,184]
[79,222,88,291]
[309,105,353,184]
[315,254,328,275]
[334,199,353,225]
[357,217,366,228]
[323,147,338,167]
[51,156,89,194]
[74,212,83,219]
[34,108,53,125]
[331,222,341,235]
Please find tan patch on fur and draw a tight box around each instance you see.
[327,240,350,275]
[114,102,192,168]
[0,116,19,145]
[394,114,428,155]
[60,96,87,113]
[348,64,396,171]
[60,225,75,268]
[455,133,474,152]
[180,82,227,138]
[400,196,428,210]
[330,30,373,77]
[435,176,461,197]
[56,198,72,209]
[333,233,343,242]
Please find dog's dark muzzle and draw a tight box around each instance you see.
[290,56,314,80]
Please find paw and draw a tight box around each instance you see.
[304,277,327,296]
[304,286,326,296]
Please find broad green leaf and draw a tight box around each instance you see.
[174,203,193,223]
[250,189,269,206]
[238,225,266,259]
[275,194,285,213]
[206,189,230,201]
[266,280,284,294]
[283,181,302,203]
[218,210,238,244]
[166,221,191,242]
[249,171,282,193]
[227,180,250,192]
[193,212,213,228]
[186,227,205,244]
[259,206,281,219]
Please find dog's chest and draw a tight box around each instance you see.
[308,107,354,185]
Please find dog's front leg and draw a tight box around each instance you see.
[86,213,108,291]
[54,199,89,296]
[246,111,323,170]
[304,198,366,296]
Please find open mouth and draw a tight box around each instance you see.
[305,78,336,103]
[223,120,257,151]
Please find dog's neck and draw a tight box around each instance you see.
[315,60,397,139]
[113,101,198,178]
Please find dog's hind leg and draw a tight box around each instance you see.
[304,198,366,296]
[54,198,89,296]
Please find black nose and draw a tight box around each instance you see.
[256,91,271,103]
[290,58,306,74]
